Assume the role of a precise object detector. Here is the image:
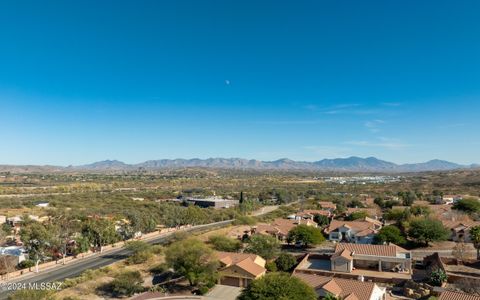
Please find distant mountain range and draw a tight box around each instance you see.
[0,157,478,173]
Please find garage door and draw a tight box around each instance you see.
[221,276,241,287]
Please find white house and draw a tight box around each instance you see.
[325,219,382,244]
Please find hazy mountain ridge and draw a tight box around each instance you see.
[0,157,475,173]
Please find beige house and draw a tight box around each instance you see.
[217,252,266,287]
[294,273,387,300]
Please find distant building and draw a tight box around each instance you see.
[442,195,463,205]
[35,202,49,208]
[217,251,266,287]
[185,197,239,209]
[0,216,6,224]
[294,273,387,300]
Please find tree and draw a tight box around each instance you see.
[165,238,218,287]
[245,234,280,260]
[275,253,297,272]
[374,225,406,245]
[19,223,54,273]
[408,219,449,246]
[470,226,480,260]
[324,293,341,300]
[239,272,317,300]
[287,225,325,248]
[348,199,365,208]
[410,205,431,217]
[81,218,119,253]
[108,270,145,297]
[346,211,368,221]
[208,235,242,252]
[453,198,480,214]
[313,214,329,227]
[400,191,417,206]
[125,241,154,264]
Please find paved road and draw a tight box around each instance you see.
[0,204,283,299]
[0,220,234,299]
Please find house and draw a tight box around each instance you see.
[439,291,480,300]
[294,273,387,300]
[330,243,412,274]
[325,219,382,244]
[217,252,266,287]
[256,218,317,241]
[442,220,480,242]
[443,195,463,205]
[319,202,337,212]
[0,246,26,265]
[291,209,332,220]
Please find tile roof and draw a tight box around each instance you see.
[257,218,317,236]
[217,252,266,277]
[335,243,399,257]
[331,248,353,260]
[326,220,377,234]
[217,251,260,265]
[442,220,480,230]
[293,273,376,300]
[439,291,480,300]
[319,202,337,209]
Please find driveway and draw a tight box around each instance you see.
[206,285,242,300]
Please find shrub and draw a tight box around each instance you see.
[233,215,257,226]
[149,263,168,274]
[208,235,242,252]
[429,269,447,286]
[265,261,277,272]
[108,270,145,297]
[127,250,153,264]
[18,259,35,269]
[275,253,297,272]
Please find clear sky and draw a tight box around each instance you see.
[0,1,479,165]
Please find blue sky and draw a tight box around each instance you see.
[0,1,479,165]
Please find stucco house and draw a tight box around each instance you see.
[330,243,412,274]
[217,252,266,287]
[325,218,382,244]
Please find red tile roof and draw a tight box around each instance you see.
[439,291,480,300]
[334,243,402,257]
[294,273,377,300]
